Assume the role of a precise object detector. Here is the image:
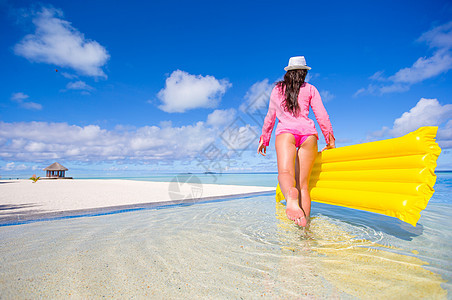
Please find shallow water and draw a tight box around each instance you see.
[0,173,451,298]
[84,172,280,187]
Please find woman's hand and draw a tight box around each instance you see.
[258,140,267,156]
[321,143,335,151]
[321,134,336,152]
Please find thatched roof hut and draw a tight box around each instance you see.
[44,162,68,171]
[43,162,70,178]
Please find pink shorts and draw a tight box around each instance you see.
[277,131,312,148]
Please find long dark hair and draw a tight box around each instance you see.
[276,69,308,116]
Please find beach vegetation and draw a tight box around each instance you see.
[29,174,40,183]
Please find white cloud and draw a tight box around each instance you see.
[239,79,273,113]
[379,83,410,94]
[390,98,452,136]
[0,121,217,162]
[3,162,15,171]
[66,80,94,91]
[320,90,335,102]
[418,20,452,49]
[220,123,260,151]
[2,162,28,171]
[11,92,29,102]
[0,116,266,170]
[354,82,410,96]
[369,71,387,81]
[372,98,452,148]
[353,84,377,97]
[389,50,452,84]
[10,92,42,110]
[355,21,452,95]
[14,6,109,78]
[61,72,78,79]
[437,120,452,149]
[206,109,236,127]
[21,102,43,110]
[437,120,452,140]
[157,70,231,113]
[305,73,319,82]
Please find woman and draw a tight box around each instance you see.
[258,56,335,227]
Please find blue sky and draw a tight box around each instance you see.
[1,0,452,177]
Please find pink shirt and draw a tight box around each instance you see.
[260,82,334,146]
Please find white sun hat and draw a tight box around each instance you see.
[284,56,311,71]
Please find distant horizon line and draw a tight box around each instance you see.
[2,170,452,181]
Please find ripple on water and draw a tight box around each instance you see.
[0,195,449,299]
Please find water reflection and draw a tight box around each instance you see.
[274,200,447,298]
[0,194,448,298]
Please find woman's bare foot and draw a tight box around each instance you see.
[285,187,307,227]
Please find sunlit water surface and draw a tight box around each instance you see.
[0,173,451,299]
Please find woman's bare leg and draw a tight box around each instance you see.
[275,133,306,226]
[295,152,301,206]
[296,136,318,222]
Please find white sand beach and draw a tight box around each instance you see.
[0,179,275,224]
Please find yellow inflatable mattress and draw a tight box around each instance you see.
[275,126,441,226]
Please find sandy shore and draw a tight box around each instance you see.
[0,179,275,225]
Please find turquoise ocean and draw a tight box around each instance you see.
[0,172,451,298]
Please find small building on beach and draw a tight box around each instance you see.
[43,162,72,179]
